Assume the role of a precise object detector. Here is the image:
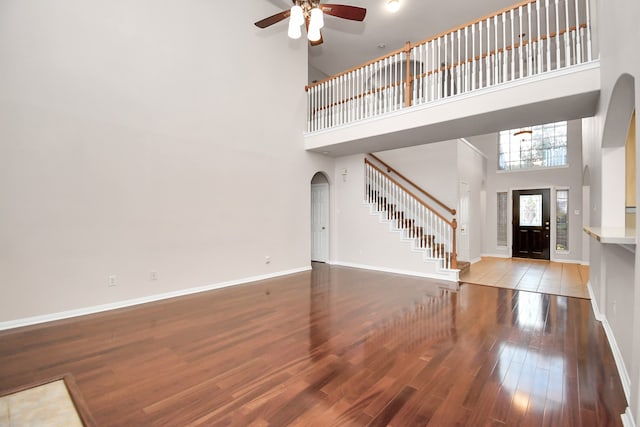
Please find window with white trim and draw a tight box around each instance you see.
[556,189,569,251]
[497,192,508,247]
[499,121,568,171]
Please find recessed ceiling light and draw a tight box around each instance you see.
[377,43,386,49]
[386,0,400,12]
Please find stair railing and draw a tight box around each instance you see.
[365,159,457,269]
[306,0,594,133]
[367,153,456,217]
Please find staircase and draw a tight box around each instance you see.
[364,156,470,281]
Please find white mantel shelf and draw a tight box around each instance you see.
[583,226,637,245]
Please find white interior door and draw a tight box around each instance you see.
[458,182,470,261]
[311,183,329,262]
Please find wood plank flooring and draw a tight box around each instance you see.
[461,257,590,299]
[0,264,625,426]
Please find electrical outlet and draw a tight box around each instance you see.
[150,271,158,281]
[108,275,117,287]
[265,256,271,264]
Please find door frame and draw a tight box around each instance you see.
[311,173,331,263]
[505,186,557,261]
[512,188,551,260]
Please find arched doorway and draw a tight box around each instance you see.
[311,172,330,262]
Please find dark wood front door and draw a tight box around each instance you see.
[512,189,550,260]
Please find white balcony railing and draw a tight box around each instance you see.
[306,0,594,133]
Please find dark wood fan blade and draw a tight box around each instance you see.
[254,10,290,28]
[319,4,367,21]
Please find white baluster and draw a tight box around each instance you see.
[585,0,592,61]
[421,43,426,103]
[338,76,342,126]
[563,0,570,67]
[340,74,345,125]
[312,85,316,131]
[396,53,401,110]
[369,63,374,118]
[383,57,388,114]
[319,82,323,130]
[554,0,561,69]
[479,20,483,88]
[518,6,524,77]
[494,15,499,85]
[372,64,377,119]
[472,24,476,91]
[487,18,492,86]
[536,0,542,74]
[456,29,461,95]
[350,72,354,124]
[502,13,507,84]
[527,2,540,76]
[546,0,551,72]
[443,34,451,97]
[314,85,318,132]
[510,9,515,80]
[431,40,436,101]
[464,26,469,93]
[575,0,582,64]
[344,73,348,124]
[437,37,442,99]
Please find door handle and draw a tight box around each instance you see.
[322,227,326,230]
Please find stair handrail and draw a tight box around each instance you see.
[367,153,457,216]
[365,158,457,269]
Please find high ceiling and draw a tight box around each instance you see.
[301,0,520,78]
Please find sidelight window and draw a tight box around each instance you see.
[556,189,569,251]
[497,192,508,247]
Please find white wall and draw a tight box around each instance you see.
[0,0,334,323]
[470,120,585,263]
[457,140,485,262]
[374,141,458,215]
[581,0,640,422]
[369,140,484,263]
[332,154,451,277]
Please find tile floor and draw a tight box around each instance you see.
[460,256,590,299]
[0,380,83,427]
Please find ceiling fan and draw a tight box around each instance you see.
[254,1,367,46]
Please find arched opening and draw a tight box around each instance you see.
[601,74,636,228]
[311,172,330,263]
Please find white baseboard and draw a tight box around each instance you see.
[621,407,636,427]
[600,315,632,404]
[551,258,585,264]
[331,261,459,283]
[469,257,482,264]
[587,282,632,408]
[587,281,604,322]
[0,266,311,332]
[480,253,510,259]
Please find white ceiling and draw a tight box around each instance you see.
[303,0,520,77]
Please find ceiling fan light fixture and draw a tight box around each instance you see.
[288,18,302,39]
[308,25,322,42]
[290,4,305,26]
[310,7,325,30]
[386,0,400,12]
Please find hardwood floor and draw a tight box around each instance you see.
[461,257,590,299]
[0,264,626,426]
